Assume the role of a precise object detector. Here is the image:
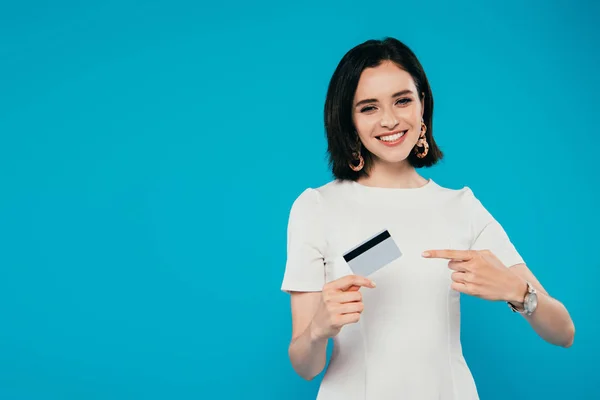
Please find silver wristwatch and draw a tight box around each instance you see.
[507,281,538,316]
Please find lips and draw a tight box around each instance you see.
[377,130,406,141]
[375,130,408,147]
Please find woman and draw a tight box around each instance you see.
[280,37,575,399]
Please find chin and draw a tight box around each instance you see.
[369,146,412,165]
[378,156,411,165]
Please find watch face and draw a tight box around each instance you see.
[526,293,538,312]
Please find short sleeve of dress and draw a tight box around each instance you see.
[465,188,525,268]
[280,188,327,292]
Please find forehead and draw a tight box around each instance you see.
[354,61,416,100]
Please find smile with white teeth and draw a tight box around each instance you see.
[378,131,406,142]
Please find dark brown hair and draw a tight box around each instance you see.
[324,37,443,180]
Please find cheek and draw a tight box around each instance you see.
[354,115,374,137]
[396,106,421,121]
[401,108,423,131]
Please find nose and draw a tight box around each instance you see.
[380,109,399,129]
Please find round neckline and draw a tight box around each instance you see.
[350,178,436,192]
[343,178,439,207]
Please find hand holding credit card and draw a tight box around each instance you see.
[343,229,402,277]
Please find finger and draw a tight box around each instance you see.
[347,285,361,292]
[422,249,475,261]
[334,291,362,304]
[339,302,364,315]
[337,312,361,326]
[448,261,469,272]
[331,275,376,291]
[451,271,469,283]
[451,281,469,294]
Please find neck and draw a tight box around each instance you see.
[357,160,428,189]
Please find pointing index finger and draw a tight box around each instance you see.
[422,249,475,261]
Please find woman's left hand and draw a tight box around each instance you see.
[422,249,527,303]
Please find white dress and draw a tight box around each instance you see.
[280,179,524,400]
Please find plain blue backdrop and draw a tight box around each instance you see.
[1,1,598,399]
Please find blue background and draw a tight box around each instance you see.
[1,1,598,399]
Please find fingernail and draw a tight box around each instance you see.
[370,280,376,287]
[422,251,430,257]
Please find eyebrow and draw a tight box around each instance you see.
[354,90,414,108]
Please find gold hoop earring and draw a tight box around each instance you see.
[349,151,364,172]
[349,134,365,172]
[414,121,429,159]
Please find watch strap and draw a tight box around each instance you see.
[507,281,534,314]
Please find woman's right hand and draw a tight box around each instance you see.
[310,275,376,340]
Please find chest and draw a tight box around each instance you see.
[321,201,473,287]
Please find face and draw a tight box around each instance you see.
[352,61,424,166]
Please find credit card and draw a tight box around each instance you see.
[343,229,402,277]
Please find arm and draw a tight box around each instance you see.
[287,275,375,380]
[506,263,575,348]
[445,190,576,347]
[422,250,575,348]
[288,292,329,380]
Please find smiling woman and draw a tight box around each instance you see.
[280,37,575,400]
[323,38,443,182]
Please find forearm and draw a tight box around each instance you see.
[508,285,575,347]
[288,322,329,380]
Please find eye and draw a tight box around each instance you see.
[395,98,412,106]
[360,106,377,113]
